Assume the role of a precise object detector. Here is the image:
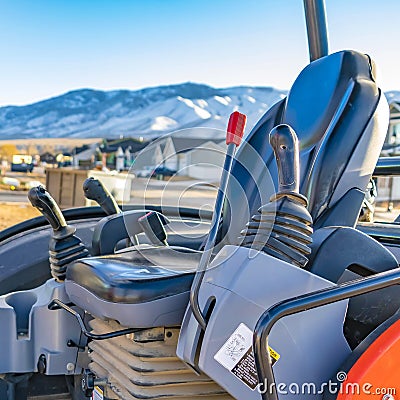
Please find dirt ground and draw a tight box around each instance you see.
[0,203,40,230]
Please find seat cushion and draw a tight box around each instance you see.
[66,245,200,304]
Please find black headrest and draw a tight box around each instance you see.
[285,51,376,150]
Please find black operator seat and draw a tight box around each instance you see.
[66,50,388,322]
[67,246,200,304]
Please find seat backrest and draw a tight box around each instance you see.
[221,50,389,245]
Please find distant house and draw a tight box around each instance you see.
[132,136,226,180]
[72,143,99,169]
[387,101,400,144]
[161,137,225,179]
[99,138,149,170]
[162,137,219,168]
[183,141,227,180]
[156,145,165,164]
[11,154,34,173]
[40,152,56,165]
[56,152,72,168]
[380,101,400,156]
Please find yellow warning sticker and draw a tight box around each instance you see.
[268,345,280,365]
[92,386,104,400]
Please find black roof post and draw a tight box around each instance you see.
[303,0,329,62]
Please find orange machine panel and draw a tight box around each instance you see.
[337,319,400,399]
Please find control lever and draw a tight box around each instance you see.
[28,186,89,281]
[83,177,138,248]
[28,185,74,238]
[269,124,299,194]
[190,111,247,330]
[241,124,313,268]
[83,177,121,215]
[138,211,168,246]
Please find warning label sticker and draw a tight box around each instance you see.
[92,386,104,400]
[214,323,280,390]
[231,346,259,389]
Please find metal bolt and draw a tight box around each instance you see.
[66,362,75,372]
[37,354,46,374]
[81,369,95,397]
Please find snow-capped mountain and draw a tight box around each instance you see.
[0,83,286,139]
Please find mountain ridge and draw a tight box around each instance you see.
[0,83,286,139]
[3,83,397,140]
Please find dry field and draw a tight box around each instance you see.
[0,203,40,230]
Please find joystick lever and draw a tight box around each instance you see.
[28,186,89,281]
[269,124,300,195]
[83,177,121,216]
[241,124,313,268]
[29,185,74,238]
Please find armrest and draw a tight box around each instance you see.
[91,210,170,256]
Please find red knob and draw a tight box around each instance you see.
[226,111,247,146]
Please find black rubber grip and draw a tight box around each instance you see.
[83,177,121,216]
[28,186,67,231]
[269,124,300,193]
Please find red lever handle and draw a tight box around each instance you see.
[226,111,247,146]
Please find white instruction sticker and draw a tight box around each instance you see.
[214,323,280,390]
[92,386,104,400]
[214,323,253,370]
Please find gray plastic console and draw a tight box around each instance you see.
[0,279,83,375]
[177,246,351,400]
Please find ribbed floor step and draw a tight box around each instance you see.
[88,319,233,400]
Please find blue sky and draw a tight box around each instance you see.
[0,0,399,106]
